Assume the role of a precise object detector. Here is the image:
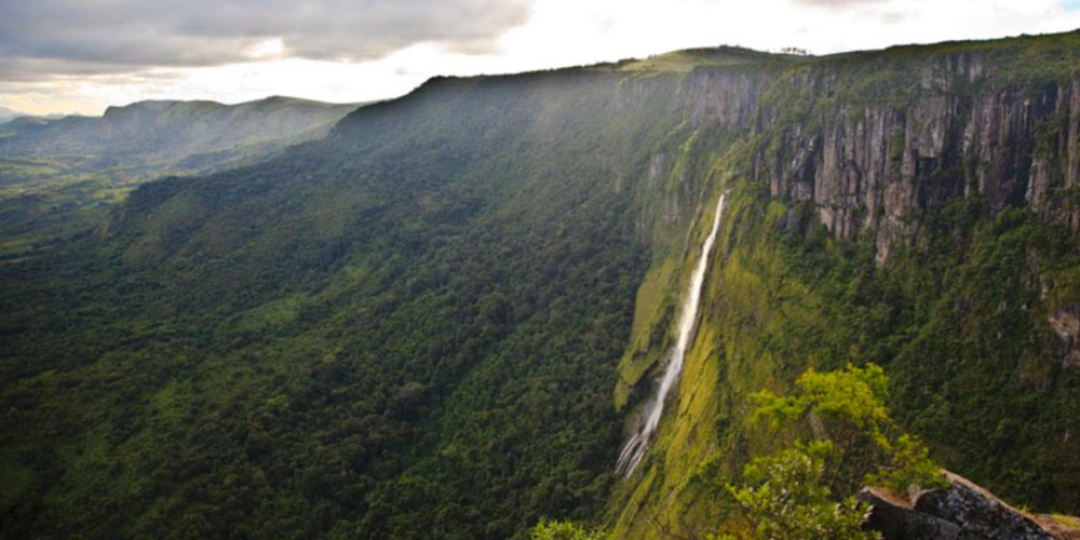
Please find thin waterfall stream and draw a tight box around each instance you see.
[616,192,728,477]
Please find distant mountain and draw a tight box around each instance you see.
[0,106,25,124]
[0,96,359,167]
[0,95,360,260]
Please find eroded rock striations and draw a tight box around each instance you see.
[622,42,1080,265]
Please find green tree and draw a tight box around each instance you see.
[719,364,946,540]
[529,519,610,540]
[751,363,946,493]
[719,441,878,540]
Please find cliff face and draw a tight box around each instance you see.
[631,45,1080,265]
[612,34,1080,414]
[608,33,1080,540]
[748,58,1080,264]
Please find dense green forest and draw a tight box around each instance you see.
[0,71,697,539]
[2,31,1080,540]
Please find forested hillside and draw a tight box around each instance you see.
[2,31,1080,540]
[0,96,358,262]
[0,69,705,539]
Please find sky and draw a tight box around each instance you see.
[1,0,1079,116]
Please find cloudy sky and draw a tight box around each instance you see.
[2,0,1079,116]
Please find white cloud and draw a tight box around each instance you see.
[245,39,288,60]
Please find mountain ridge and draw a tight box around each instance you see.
[2,95,360,159]
[0,106,25,124]
[0,94,362,261]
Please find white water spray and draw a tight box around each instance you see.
[616,192,728,477]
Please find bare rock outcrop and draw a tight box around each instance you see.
[657,49,1080,264]
[860,471,1078,540]
[860,486,961,540]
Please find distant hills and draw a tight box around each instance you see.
[0,106,26,124]
[0,95,360,259]
[0,96,359,168]
[0,107,64,125]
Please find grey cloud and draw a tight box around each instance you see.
[0,0,532,79]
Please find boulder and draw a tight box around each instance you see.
[915,472,1054,540]
[862,471,1075,540]
[859,487,961,540]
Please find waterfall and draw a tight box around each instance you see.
[616,192,728,477]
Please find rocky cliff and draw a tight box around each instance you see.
[747,53,1080,265]
[619,36,1080,264]
[608,32,1080,540]
[861,471,1080,540]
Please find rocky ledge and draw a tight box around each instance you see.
[860,471,1080,540]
